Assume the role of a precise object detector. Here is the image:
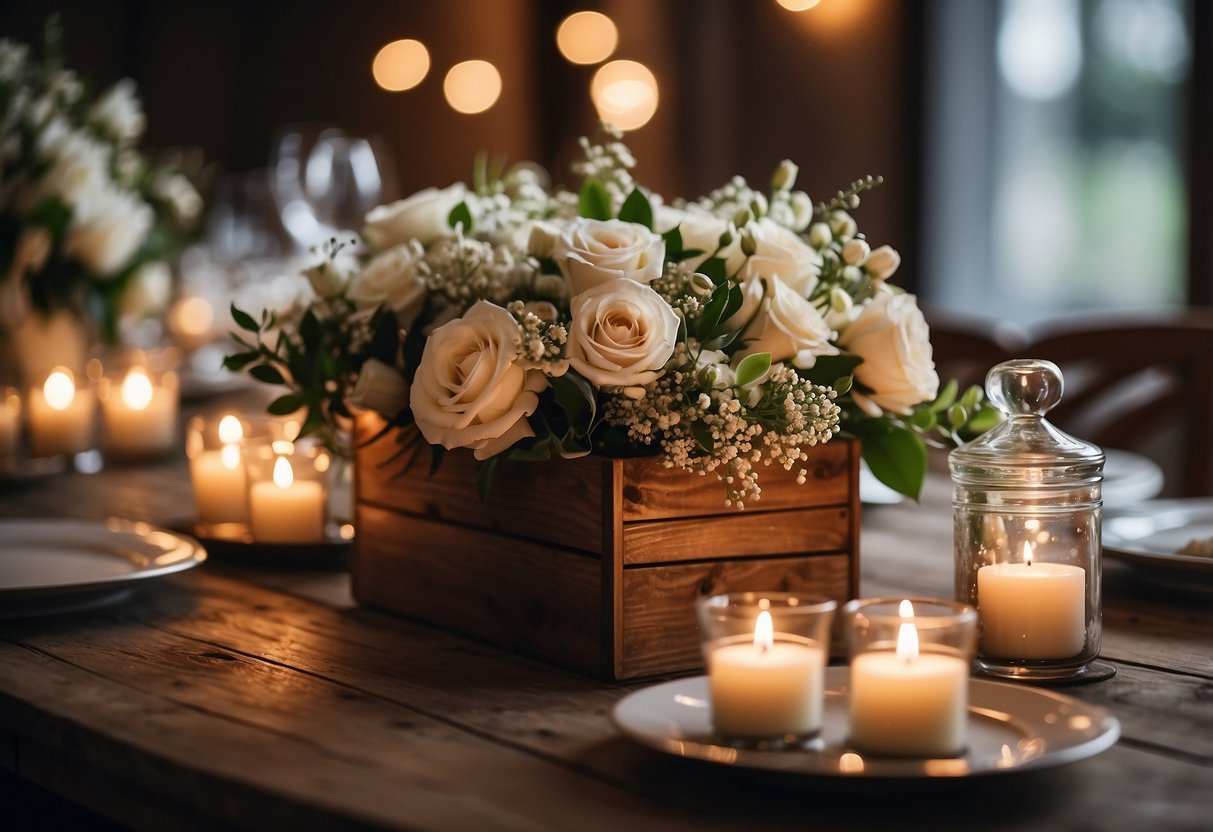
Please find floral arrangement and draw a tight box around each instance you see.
[0,19,204,348]
[228,128,992,505]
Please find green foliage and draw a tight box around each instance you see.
[448,201,474,232]
[579,179,612,221]
[734,352,771,388]
[617,188,653,229]
[851,417,928,501]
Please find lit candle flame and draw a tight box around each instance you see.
[43,368,76,411]
[121,369,154,411]
[272,455,294,489]
[218,415,243,444]
[896,599,919,662]
[753,609,774,654]
[1023,541,1034,567]
[220,443,241,470]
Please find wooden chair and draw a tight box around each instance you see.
[927,308,1213,497]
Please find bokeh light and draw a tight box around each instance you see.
[556,11,618,65]
[372,39,430,92]
[443,60,503,114]
[776,0,823,10]
[590,60,659,132]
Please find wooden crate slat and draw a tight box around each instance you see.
[621,506,852,565]
[617,554,854,678]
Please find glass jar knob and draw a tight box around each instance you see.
[986,358,1064,417]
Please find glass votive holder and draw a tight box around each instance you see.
[844,597,977,758]
[696,592,836,748]
[0,386,22,463]
[244,435,330,544]
[951,359,1110,684]
[27,366,97,461]
[98,349,180,460]
[186,414,273,540]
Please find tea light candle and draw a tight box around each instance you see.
[249,455,326,543]
[849,601,969,757]
[102,367,179,456]
[708,610,825,739]
[189,415,249,525]
[28,368,95,458]
[0,389,21,459]
[978,542,1086,659]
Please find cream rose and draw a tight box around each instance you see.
[552,218,665,298]
[89,79,145,142]
[346,242,427,330]
[349,358,410,418]
[410,301,546,460]
[362,183,467,249]
[734,276,838,367]
[736,217,821,297]
[566,278,679,387]
[840,292,938,416]
[65,187,153,276]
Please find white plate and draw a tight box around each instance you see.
[1102,498,1213,592]
[0,519,206,616]
[612,667,1119,779]
[1101,449,1165,508]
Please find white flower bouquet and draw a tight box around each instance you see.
[0,19,204,347]
[229,128,993,504]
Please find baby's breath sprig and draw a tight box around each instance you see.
[814,175,884,217]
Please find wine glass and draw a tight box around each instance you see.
[269,125,398,252]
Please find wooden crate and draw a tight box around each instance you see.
[352,413,860,680]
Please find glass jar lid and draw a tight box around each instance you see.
[949,359,1104,487]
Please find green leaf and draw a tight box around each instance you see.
[929,378,958,413]
[734,352,772,388]
[799,353,864,388]
[617,188,654,229]
[720,282,744,325]
[250,364,286,385]
[476,456,501,502]
[832,375,853,395]
[910,407,937,430]
[662,226,684,259]
[266,394,304,415]
[299,308,322,353]
[697,257,728,286]
[579,179,612,221]
[947,404,970,429]
[231,303,259,333]
[854,419,927,501]
[551,372,596,438]
[448,201,474,232]
[222,351,259,372]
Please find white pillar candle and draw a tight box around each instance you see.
[0,390,21,459]
[848,602,969,757]
[28,369,95,458]
[249,455,326,543]
[102,368,179,456]
[189,416,249,525]
[708,610,825,739]
[977,542,1085,659]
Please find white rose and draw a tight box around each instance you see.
[566,278,679,388]
[551,218,665,298]
[65,187,153,276]
[120,260,173,320]
[349,358,409,418]
[865,245,902,280]
[737,218,821,297]
[840,292,938,416]
[28,127,109,209]
[346,242,427,329]
[363,183,467,249]
[153,172,203,223]
[410,301,546,460]
[89,79,145,143]
[734,276,839,367]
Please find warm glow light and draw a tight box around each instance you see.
[218,415,243,444]
[43,369,76,411]
[372,38,431,92]
[1023,541,1034,566]
[556,11,618,65]
[220,443,241,470]
[896,600,919,662]
[590,60,659,131]
[273,455,294,489]
[776,0,823,10]
[121,370,154,411]
[753,609,774,652]
[443,60,502,114]
[172,296,214,338]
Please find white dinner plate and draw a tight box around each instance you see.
[612,667,1119,779]
[0,519,206,616]
[1100,449,1165,508]
[1102,498,1213,593]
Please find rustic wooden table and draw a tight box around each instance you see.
[1,433,1210,831]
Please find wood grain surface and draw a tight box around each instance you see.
[1,428,1210,831]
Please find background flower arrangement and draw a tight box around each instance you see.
[228,127,994,505]
[0,19,205,363]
